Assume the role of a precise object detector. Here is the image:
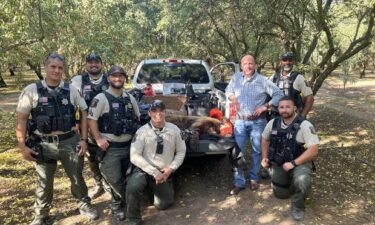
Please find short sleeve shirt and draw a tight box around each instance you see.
[262,116,319,148]
[16,79,87,115]
[87,88,140,142]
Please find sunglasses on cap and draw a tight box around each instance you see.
[281,57,294,62]
[47,53,65,61]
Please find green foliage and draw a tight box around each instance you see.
[0,0,374,93]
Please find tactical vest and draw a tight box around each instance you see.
[272,70,303,108]
[30,81,75,134]
[81,73,109,106]
[98,91,138,136]
[268,116,305,166]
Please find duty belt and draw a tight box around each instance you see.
[39,130,76,143]
[109,139,132,148]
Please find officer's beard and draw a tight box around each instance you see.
[109,82,124,89]
[281,111,294,119]
[88,68,102,76]
[282,65,293,72]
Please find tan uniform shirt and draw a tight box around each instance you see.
[130,122,186,178]
[87,88,140,142]
[262,115,319,148]
[16,79,87,135]
[70,73,106,94]
[269,72,313,97]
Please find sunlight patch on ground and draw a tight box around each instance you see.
[258,213,276,223]
[217,197,237,209]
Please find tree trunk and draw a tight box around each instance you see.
[9,65,15,76]
[359,62,366,78]
[0,71,7,88]
[26,60,43,80]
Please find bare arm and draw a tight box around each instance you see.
[88,119,109,151]
[261,137,270,167]
[301,95,314,118]
[283,144,318,171]
[16,112,37,161]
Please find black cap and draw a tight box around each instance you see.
[86,53,102,62]
[108,66,127,76]
[149,100,166,111]
[281,52,295,60]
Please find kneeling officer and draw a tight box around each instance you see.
[16,53,98,225]
[261,96,319,221]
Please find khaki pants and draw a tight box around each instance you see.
[270,163,312,209]
[34,134,90,218]
[126,170,174,223]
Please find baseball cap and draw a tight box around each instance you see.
[149,100,166,111]
[107,66,127,76]
[281,52,295,60]
[86,53,102,62]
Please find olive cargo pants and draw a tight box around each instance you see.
[126,170,174,223]
[270,163,312,209]
[34,134,90,218]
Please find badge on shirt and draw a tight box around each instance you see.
[112,102,120,108]
[84,85,91,90]
[39,97,48,103]
[90,98,99,108]
[127,103,133,109]
[61,98,69,105]
[309,126,316,134]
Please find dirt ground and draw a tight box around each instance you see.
[0,76,374,225]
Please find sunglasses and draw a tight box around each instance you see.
[282,58,293,62]
[47,53,65,61]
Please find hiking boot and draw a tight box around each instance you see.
[88,185,104,199]
[292,207,305,221]
[230,186,245,195]
[249,180,259,191]
[30,216,47,225]
[112,208,126,221]
[79,204,99,220]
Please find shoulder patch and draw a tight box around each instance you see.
[89,108,94,117]
[90,98,99,108]
[305,80,311,87]
[309,126,316,134]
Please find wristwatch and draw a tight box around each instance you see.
[291,160,297,167]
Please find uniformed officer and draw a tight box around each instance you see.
[15,53,98,225]
[71,53,109,199]
[126,100,186,225]
[261,96,319,221]
[87,66,140,221]
[270,52,314,118]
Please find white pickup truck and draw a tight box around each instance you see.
[130,59,240,156]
